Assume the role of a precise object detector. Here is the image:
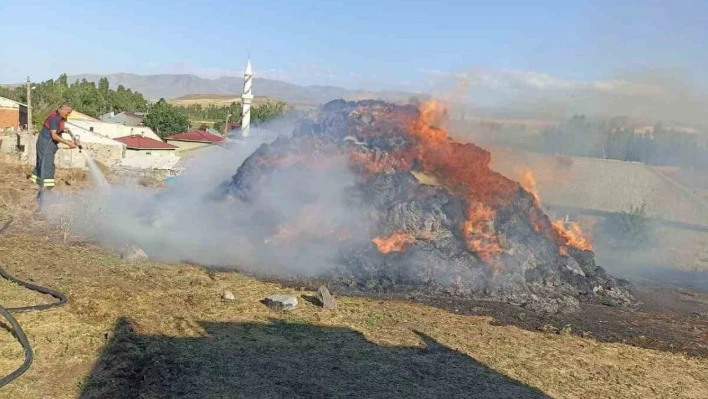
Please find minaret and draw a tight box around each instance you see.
[241,58,253,138]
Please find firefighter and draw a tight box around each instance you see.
[32,104,78,208]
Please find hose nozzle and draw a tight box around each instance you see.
[74,134,82,153]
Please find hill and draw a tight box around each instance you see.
[66,73,427,105]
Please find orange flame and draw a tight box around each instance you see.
[405,102,519,207]
[553,220,593,253]
[259,101,593,259]
[373,231,416,254]
[462,204,503,261]
[518,167,540,205]
[517,169,593,253]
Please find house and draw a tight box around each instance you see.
[0,97,28,130]
[100,111,146,126]
[68,119,162,142]
[114,135,178,157]
[165,130,224,152]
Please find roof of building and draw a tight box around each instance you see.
[67,110,100,121]
[0,97,27,107]
[114,135,178,150]
[102,111,145,125]
[165,130,224,143]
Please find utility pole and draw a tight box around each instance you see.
[26,76,32,132]
[224,113,231,136]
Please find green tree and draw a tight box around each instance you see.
[1,74,150,128]
[98,77,109,93]
[143,99,189,138]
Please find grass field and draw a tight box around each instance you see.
[168,94,283,107]
[0,154,707,398]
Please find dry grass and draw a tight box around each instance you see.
[168,94,281,108]
[1,155,708,398]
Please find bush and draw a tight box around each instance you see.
[598,202,654,249]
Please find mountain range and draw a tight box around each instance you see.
[66,73,427,105]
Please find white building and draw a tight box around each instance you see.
[68,119,162,142]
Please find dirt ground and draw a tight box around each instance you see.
[1,154,708,398]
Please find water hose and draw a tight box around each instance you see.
[0,217,67,389]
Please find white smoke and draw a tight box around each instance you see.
[42,122,369,276]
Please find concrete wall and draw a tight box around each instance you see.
[11,132,122,169]
[55,146,86,168]
[125,148,177,158]
[0,133,19,153]
[82,142,124,167]
[166,140,212,152]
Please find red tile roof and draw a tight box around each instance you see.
[165,130,224,143]
[114,135,178,150]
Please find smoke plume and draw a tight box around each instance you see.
[42,122,368,277]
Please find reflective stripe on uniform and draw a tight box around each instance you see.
[30,174,55,186]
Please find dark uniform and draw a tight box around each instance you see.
[32,111,65,203]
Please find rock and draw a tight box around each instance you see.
[222,290,236,301]
[264,295,298,311]
[317,286,338,310]
[121,245,148,262]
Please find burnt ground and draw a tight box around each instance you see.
[255,274,708,357]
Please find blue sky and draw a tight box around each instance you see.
[0,0,706,93]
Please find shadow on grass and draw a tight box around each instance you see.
[80,317,550,399]
[300,294,321,307]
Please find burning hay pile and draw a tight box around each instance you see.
[226,99,635,313]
